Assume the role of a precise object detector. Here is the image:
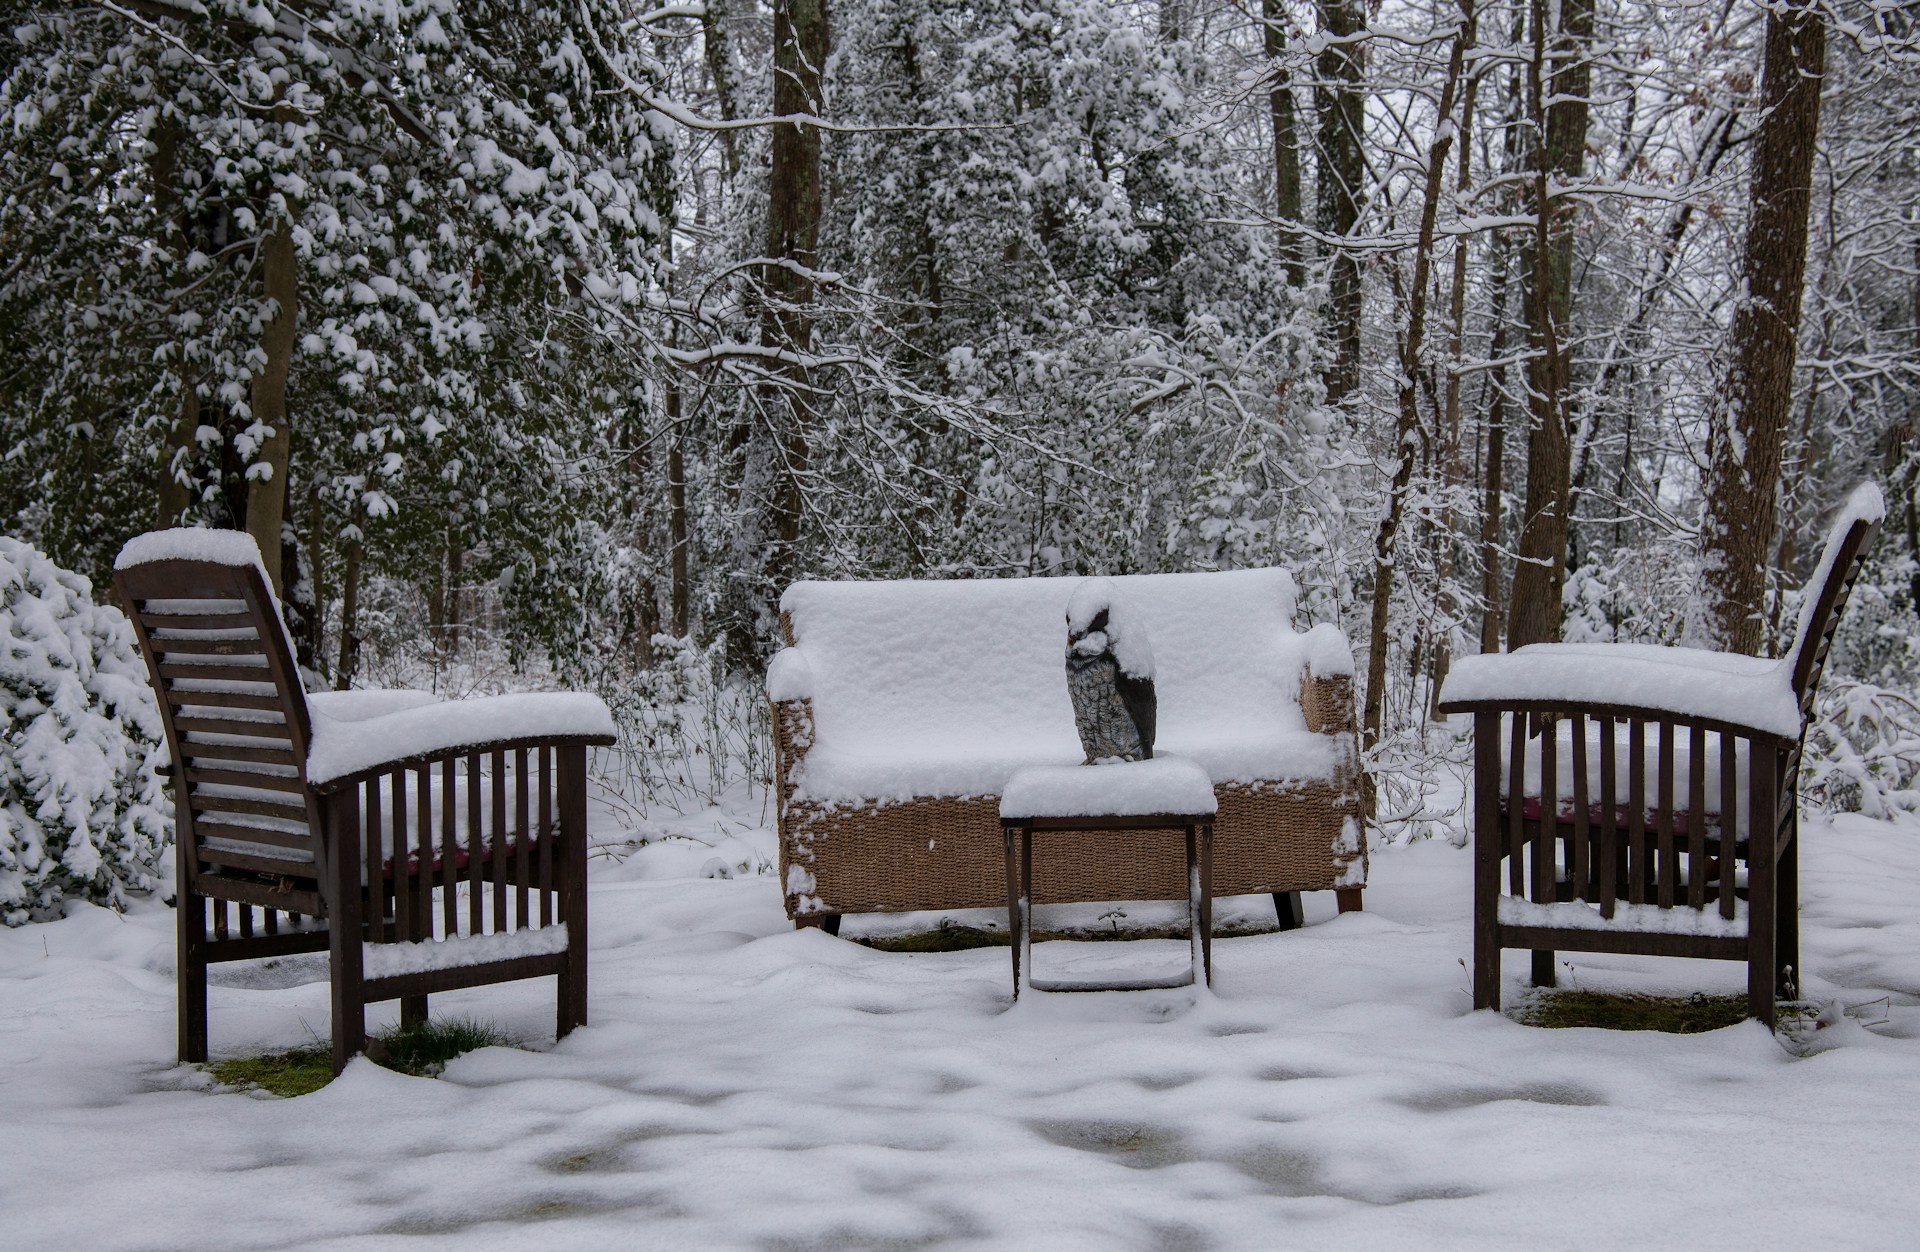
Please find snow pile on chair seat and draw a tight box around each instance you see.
[1442,643,1801,739]
[306,693,615,786]
[1001,757,1217,820]
[1497,896,1748,939]
[306,689,441,723]
[775,568,1340,803]
[361,923,569,980]
[114,528,266,570]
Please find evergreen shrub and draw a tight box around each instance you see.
[0,537,170,924]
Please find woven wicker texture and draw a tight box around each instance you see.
[770,601,1368,918]
[779,782,1357,913]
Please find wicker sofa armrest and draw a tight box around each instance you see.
[770,696,815,804]
[1301,669,1355,736]
[1298,623,1357,737]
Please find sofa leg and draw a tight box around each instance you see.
[794,914,842,936]
[1272,892,1304,931]
[1335,888,1363,914]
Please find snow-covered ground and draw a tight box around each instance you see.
[4,802,1919,1250]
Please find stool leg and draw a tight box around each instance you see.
[1019,828,1035,998]
[1186,825,1203,988]
[1003,825,1021,1000]
[1200,822,1214,986]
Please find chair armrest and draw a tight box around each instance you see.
[1436,646,1800,744]
[306,692,616,793]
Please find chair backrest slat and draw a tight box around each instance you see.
[1786,489,1883,717]
[114,554,319,882]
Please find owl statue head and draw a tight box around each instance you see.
[1065,578,1155,680]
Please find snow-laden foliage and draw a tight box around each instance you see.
[4,0,1920,831]
[0,0,674,656]
[0,539,169,925]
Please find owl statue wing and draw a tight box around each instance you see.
[1114,671,1157,760]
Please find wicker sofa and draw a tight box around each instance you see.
[766,568,1368,929]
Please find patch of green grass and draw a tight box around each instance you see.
[209,1048,334,1098]
[209,1016,509,1096]
[369,1016,508,1077]
[1511,990,1750,1034]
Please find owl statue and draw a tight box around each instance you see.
[1064,579,1157,763]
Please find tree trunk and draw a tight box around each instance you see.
[729,0,829,663]
[446,538,464,660]
[159,383,196,528]
[244,217,297,595]
[1695,0,1826,655]
[702,0,741,177]
[1315,0,1365,405]
[1505,0,1592,650]
[152,115,195,529]
[334,535,362,691]
[669,425,690,638]
[1265,0,1305,285]
[1428,6,1483,717]
[1361,12,1471,753]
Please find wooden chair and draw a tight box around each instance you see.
[1437,485,1883,1023]
[113,531,615,1072]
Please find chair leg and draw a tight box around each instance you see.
[330,926,365,1075]
[326,795,367,1074]
[178,895,208,1064]
[1530,949,1557,988]
[1335,888,1363,914]
[557,746,590,1039]
[1747,756,1779,1026]
[1272,891,1304,931]
[400,995,428,1030]
[1776,817,1800,999]
[1472,713,1501,1012]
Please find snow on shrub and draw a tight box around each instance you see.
[0,537,170,924]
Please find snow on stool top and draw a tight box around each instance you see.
[1000,756,1217,821]
[115,527,268,571]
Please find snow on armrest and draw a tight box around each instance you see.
[1302,623,1354,679]
[765,648,814,703]
[307,692,616,788]
[306,688,441,723]
[1437,644,1801,740]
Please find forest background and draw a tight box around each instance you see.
[4,0,1920,842]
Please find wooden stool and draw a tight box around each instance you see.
[999,759,1218,998]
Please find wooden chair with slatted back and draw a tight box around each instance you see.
[1437,484,1884,1023]
[114,531,615,1072]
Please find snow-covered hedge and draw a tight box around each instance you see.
[0,537,170,924]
